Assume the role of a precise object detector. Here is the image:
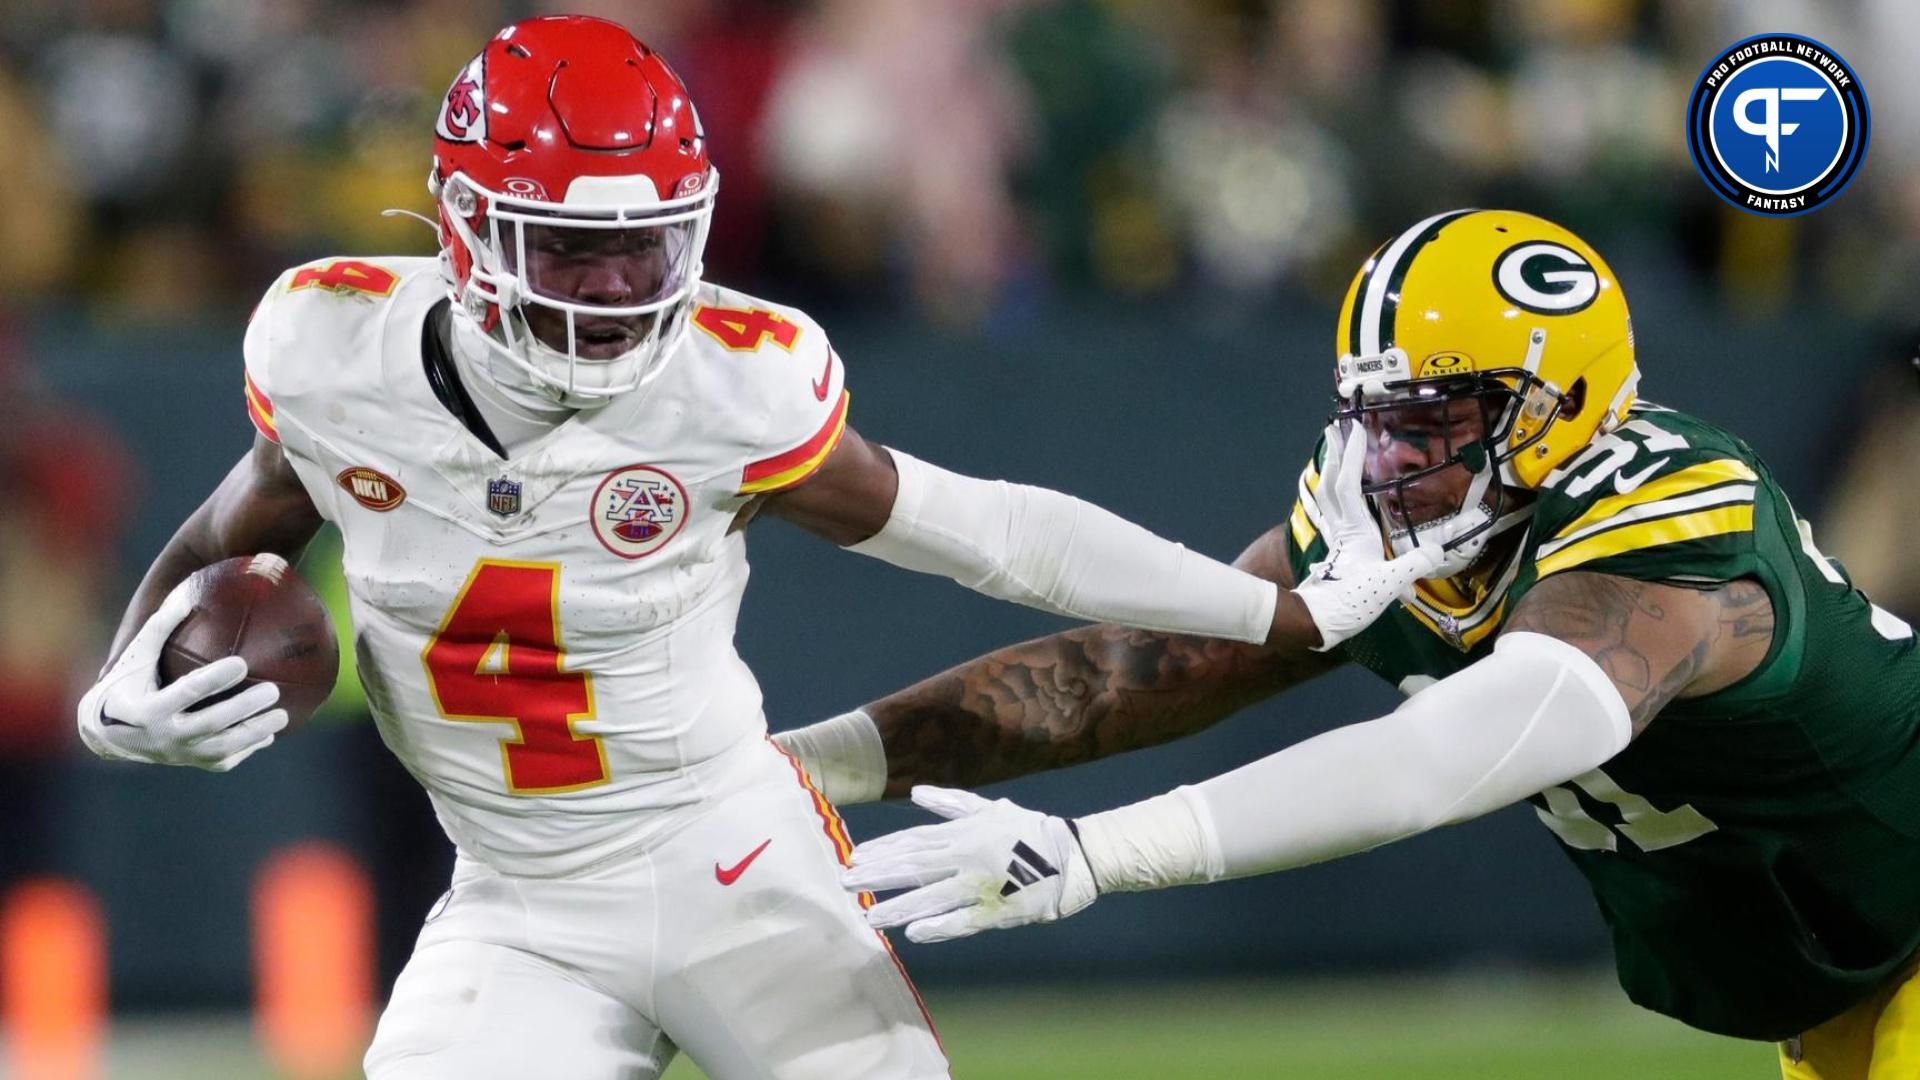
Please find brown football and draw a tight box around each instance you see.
[157,554,340,730]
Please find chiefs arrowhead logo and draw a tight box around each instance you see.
[436,55,487,144]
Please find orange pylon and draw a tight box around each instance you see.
[1,878,107,1080]
[252,843,375,1078]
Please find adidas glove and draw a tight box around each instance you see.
[845,786,1097,943]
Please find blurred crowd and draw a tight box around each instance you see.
[4,0,1920,327]
[2,0,1918,769]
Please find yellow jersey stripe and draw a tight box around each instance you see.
[1539,483,1755,560]
[1289,461,1324,549]
[1551,459,1758,543]
[1402,595,1507,651]
[1415,575,1477,610]
[1535,504,1754,579]
[1289,499,1317,550]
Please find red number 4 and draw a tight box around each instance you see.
[692,305,801,352]
[423,561,607,794]
[289,259,399,297]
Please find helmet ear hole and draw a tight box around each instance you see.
[1559,378,1587,420]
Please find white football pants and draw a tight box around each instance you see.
[363,739,948,1079]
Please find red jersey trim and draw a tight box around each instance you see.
[245,371,279,443]
[739,391,849,495]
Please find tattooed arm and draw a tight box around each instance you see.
[848,573,1691,937]
[1502,571,1776,736]
[865,526,1345,797]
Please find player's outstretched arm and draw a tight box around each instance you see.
[1501,570,1776,736]
[765,420,1434,692]
[774,526,1343,804]
[78,435,323,771]
[844,570,1772,943]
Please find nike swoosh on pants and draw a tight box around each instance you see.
[715,838,774,886]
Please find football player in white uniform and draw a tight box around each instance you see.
[74,16,1448,1080]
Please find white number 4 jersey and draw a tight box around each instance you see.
[244,256,850,876]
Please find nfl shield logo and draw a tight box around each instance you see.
[487,477,522,517]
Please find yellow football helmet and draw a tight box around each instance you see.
[1331,209,1639,559]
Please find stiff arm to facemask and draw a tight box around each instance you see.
[849,449,1280,644]
[1292,422,1461,650]
[781,431,1459,800]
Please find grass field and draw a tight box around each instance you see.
[670,976,1776,1080]
[50,974,1775,1078]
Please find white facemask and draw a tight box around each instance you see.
[1380,461,1530,580]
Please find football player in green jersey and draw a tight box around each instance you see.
[777,210,1920,1079]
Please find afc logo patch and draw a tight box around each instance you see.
[590,465,688,559]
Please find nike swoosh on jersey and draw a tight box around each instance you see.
[715,838,773,886]
[1612,458,1670,496]
[811,349,835,401]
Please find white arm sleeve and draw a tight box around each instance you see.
[849,449,1279,644]
[772,709,887,806]
[1075,631,1632,891]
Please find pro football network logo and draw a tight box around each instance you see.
[590,465,687,559]
[1686,34,1869,216]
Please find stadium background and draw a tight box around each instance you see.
[2,0,1917,1076]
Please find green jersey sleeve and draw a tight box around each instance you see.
[1523,406,1762,588]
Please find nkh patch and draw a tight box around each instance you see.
[336,466,406,512]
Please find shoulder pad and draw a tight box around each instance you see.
[1531,410,1760,581]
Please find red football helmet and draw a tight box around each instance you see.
[430,16,716,406]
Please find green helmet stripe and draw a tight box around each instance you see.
[1378,208,1475,353]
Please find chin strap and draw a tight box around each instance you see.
[1380,456,1497,573]
[380,207,441,234]
[449,311,571,416]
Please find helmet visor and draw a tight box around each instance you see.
[500,218,699,359]
[1342,378,1516,534]
[505,219,699,308]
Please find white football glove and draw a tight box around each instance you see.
[1291,422,1448,651]
[845,786,1098,944]
[76,578,288,772]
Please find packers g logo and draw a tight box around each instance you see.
[1492,242,1598,315]
[1686,33,1868,216]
